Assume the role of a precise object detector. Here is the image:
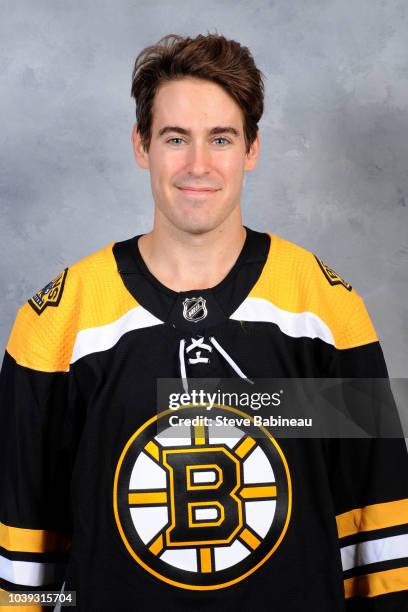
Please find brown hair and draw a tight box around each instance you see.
[131,33,265,154]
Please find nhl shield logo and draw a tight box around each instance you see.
[182,297,208,323]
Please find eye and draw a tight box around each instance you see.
[165,136,231,145]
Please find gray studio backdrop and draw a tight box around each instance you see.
[0,0,407,377]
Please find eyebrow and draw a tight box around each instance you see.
[158,126,240,138]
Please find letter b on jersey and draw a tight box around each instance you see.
[163,447,242,545]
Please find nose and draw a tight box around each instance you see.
[186,142,211,176]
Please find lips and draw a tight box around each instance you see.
[177,186,219,192]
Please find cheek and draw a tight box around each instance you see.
[157,157,185,189]
[149,162,172,192]
[219,151,245,174]
[220,159,244,191]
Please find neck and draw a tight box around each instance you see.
[138,213,246,292]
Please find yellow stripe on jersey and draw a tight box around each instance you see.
[247,233,378,350]
[344,566,408,599]
[0,522,70,554]
[336,499,408,538]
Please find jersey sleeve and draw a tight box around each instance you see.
[327,295,408,609]
[0,269,82,610]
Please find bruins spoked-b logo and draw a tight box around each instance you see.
[28,269,68,314]
[182,296,208,322]
[113,405,291,590]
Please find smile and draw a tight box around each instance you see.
[177,186,219,196]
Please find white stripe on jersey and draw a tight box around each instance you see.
[230,297,335,346]
[70,305,163,364]
[340,533,408,571]
[0,555,66,587]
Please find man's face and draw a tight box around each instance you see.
[132,77,259,235]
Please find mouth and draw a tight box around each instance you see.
[176,186,219,196]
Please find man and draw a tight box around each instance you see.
[0,33,407,611]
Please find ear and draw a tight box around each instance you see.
[244,130,260,172]
[131,123,149,169]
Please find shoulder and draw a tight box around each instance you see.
[265,233,353,294]
[6,241,136,372]
[249,232,378,349]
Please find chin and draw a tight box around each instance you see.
[178,218,218,235]
[163,208,223,236]
[159,200,237,236]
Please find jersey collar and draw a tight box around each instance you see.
[113,225,271,333]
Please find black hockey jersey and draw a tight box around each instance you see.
[0,227,407,611]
